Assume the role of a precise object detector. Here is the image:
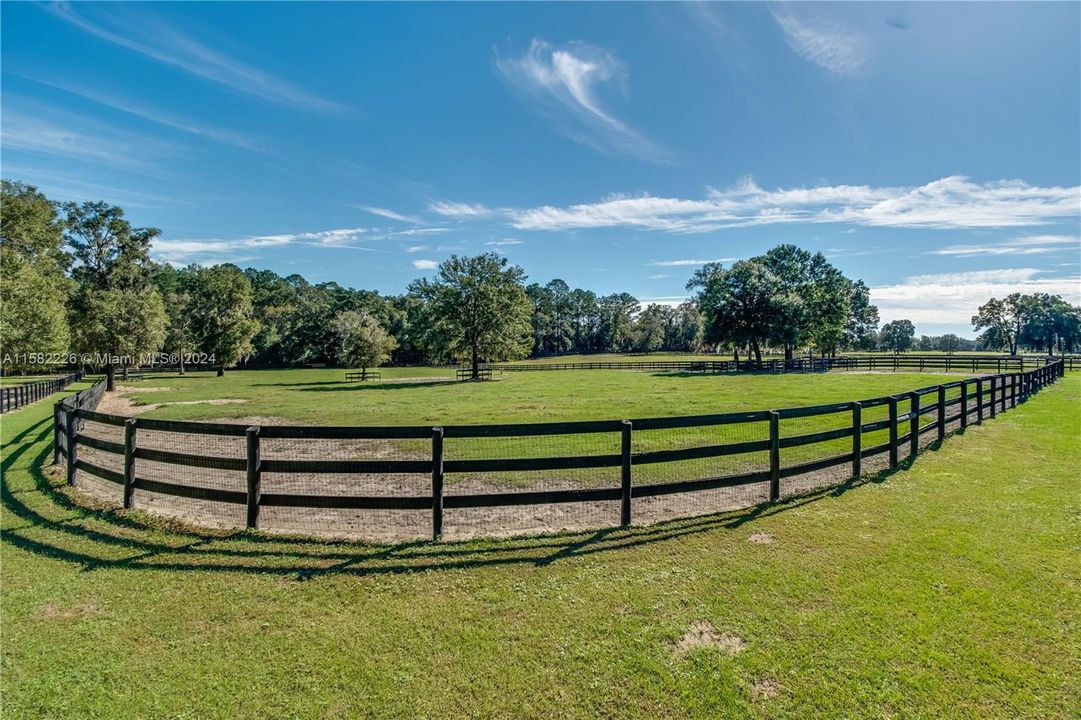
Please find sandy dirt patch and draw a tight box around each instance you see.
[748,532,776,544]
[675,620,746,657]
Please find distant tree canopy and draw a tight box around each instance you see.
[973,293,1081,356]
[3,179,1077,378]
[409,253,533,378]
[879,319,916,354]
[688,246,866,362]
[0,181,71,371]
[334,309,397,376]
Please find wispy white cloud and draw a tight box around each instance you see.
[45,3,341,112]
[647,274,671,280]
[772,11,867,75]
[495,39,668,163]
[485,239,523,246]
[649,258,737,267]
[871,268,1081,327]
[639,296,689,308]
[152,227,376,264]
[358,206,424,224]
[438,176,1080,233]
[1,107,175,176]
[429,201,496,219]
[412,259,439,270]
[405,245,427,253]
[17,75,265,151]
[929,235,1079,257]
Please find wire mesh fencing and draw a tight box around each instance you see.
[55,362,1065,543]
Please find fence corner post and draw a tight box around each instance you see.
[959,382,969,429]
[850,401,861,480]
[909,391,919,459]
[976,379,984,424]
[52,401,63,465]
[620,420,633,526]
[431,426,444,540]
[989,376,997,419]
[123,418,138,509]
[768,411,780,501]
[888,397,899,469]
[245,426,261,530]
[937,385,947,441]
[65,407,77,486]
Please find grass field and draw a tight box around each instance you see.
[107,367,959,425]
[1,374,1077,718]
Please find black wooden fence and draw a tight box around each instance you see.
[485,354,1075,374]
[54,360,1065,542]
[0,371,85,414]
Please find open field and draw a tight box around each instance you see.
[104,367,960,425]
[1,376,1078,718]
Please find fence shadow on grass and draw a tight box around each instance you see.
[1,418,940,582]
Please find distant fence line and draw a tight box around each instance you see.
[0,372,85,414]
[484,354,1077,374]
[54,360,1065,543]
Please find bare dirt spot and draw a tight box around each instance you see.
[114,385,173,393]
[39,601,101,620]
[675,620,746,657]
[95,391,246,416]
[748,532,776,544]
[750,676,781,702]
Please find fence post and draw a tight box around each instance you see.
[909,392,919,459]
[245,426,261,530]
[52,401,63,465]
[65,408,77,486]
[768,411,780,501]
[123,419,137,509]
[960,382,968,429]
[888,397,899,469]
[989,376,996,419]
[620,420,633,526]
[976,379,984,424]
[1011,373,1018,407]
[850,402,861,479]
[431,426,444,540]
[937,385,946,441]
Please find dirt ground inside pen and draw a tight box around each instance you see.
[69,389,960,543]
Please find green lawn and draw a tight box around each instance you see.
[1,375,1077,718]
[110,367,958,426]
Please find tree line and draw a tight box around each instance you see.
[3,180,1077,385]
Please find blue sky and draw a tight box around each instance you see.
[2,2,1079,337]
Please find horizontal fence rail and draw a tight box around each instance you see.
[482,354,1075,375]
[0,371,84,414]
[54,361,1065,543]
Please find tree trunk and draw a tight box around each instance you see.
[122,366,129,380]
[784,345,793,361]
[471,344,479,380]
[361,367,368,381]
[106,364,116,391]
[751,339,762,365]
[217,365,225,377]
[179,355,185,375]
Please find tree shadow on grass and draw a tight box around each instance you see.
[1,420,955,582]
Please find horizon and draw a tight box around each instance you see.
[2,2,1079,339]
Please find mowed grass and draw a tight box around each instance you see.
[1,376,1078,718]
[113,367,959,425]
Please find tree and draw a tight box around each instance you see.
[75,288,167,379]
[63,200,166,389]
[632,304,669,353]
[188,264,260,375]
[334,310,397,379]
[408,253,533,379]
[689,260,778,363]
[0,181,71,372]
[843,280,879,351]
[971,296,1025,355]
[597,293,639,352]
[879,319,915,353]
